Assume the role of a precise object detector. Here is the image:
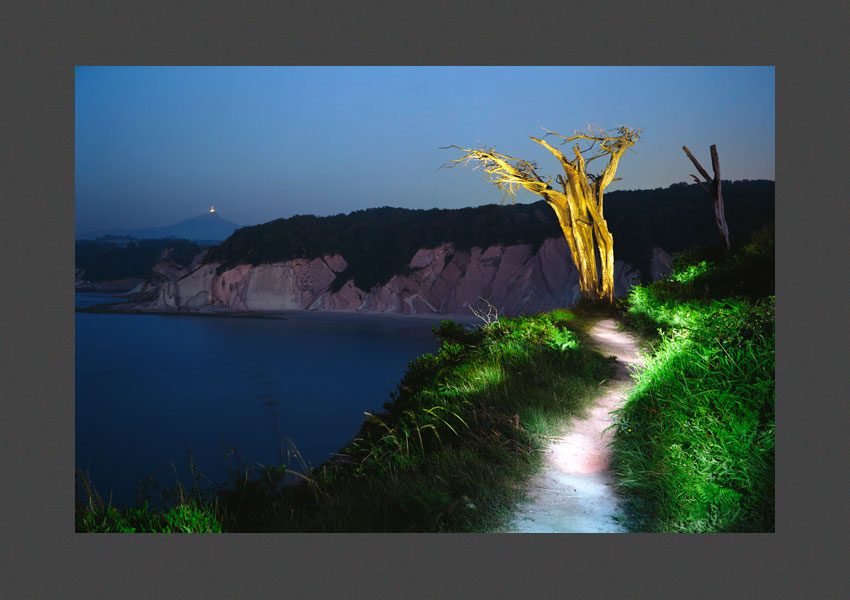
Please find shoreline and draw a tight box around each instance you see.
[75,301,480,325]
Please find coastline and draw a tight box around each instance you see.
[75,300,480,325]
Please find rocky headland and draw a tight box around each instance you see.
[132,239,673,316]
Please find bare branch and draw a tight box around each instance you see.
[442,146,555,199]
[682,146,712,182]
[583,151,608,165]
[690,174,710,193]
[469,297,500,328]
[709,144,720,183]
[685,144,730,251]
[529,135,575,172]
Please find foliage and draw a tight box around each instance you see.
[75,238,203,282]
[76,311,612,533]
[611,227,775,532]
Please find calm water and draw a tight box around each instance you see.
[75,291,133,307]
[75,295,444,506]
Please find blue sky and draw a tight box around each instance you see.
[75,66,774,232]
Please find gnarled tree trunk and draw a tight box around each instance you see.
[447,126,639,304]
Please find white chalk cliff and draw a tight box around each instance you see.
[145,238,672,316]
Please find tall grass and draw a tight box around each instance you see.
[75,470,223,533]
[611,226,775,532]
[77,309,613,532]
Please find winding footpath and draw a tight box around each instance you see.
[506,318,645,533]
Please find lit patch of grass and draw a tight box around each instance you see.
[670,260,711,284]
[76,471,222,533]
[441,362,504,396]
[612,232,775,532]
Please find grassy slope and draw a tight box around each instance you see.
[77,311,613,533]
[611,225,775,532]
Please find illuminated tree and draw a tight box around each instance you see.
[445,126,640,304]
[682,144,731,251]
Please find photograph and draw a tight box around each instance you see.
[74,65,775,533]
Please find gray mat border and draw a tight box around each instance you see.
[1,0,848,597]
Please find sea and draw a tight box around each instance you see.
[75,292,450,507]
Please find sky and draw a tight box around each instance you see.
[75,66,774,233]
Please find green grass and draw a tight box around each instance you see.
[76,471,223,533]
[611,226,775,532]
[76,309,613,532]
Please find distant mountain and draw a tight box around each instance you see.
[78,209,241,242]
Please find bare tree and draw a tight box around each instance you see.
[445,126,640,304]
[683,144,731,251]
[469,297,500,328]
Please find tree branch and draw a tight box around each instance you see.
[529,136,577,175]
[682,146,712,182]
[709,144,720,184]
[690,174,710,193]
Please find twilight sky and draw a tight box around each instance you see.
[75,66,774,233]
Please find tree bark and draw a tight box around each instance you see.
[449,127,639,304]
[683,144,731,251]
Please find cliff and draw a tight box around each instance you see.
[203,181,774,294]
[143,238,673,316]
[77,182,774,303]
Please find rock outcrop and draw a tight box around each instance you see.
[144,238,667,316]
[649,246,674,281]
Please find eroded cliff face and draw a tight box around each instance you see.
[147,238,671,316]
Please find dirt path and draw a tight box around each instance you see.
[505,318,644,533]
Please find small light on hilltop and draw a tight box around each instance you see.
[209,205,216,214]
